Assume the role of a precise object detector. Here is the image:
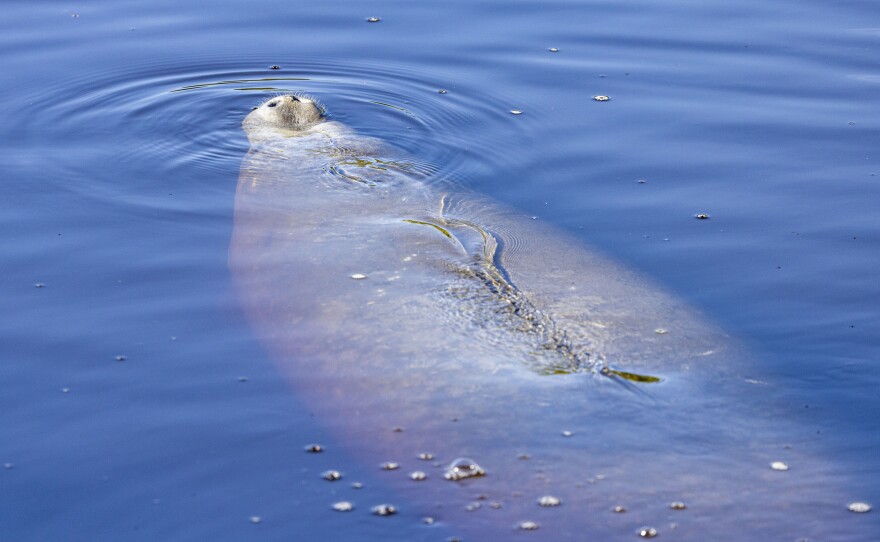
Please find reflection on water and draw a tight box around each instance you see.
[0,0,877,540]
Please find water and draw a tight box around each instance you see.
[2,0,878,540]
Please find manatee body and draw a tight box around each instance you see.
[229,96,840,540]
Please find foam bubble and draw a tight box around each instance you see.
[444,457,486,481]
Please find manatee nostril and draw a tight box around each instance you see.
[267,101,278,108]
[290,96,300,102]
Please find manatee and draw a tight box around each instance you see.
[229,95,858,540]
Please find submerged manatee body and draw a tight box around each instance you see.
[230,96,858,540]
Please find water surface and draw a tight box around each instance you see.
[1,0,878,540]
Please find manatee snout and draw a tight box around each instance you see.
[245,94,324,132]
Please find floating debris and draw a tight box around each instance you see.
[381,461,400,471]
[332,501,354,512]
[61,388,70,393]
[669,501,687,510]
[249,516,262,524]
[612,505,627,513]
[418,452,434,460]
[694,213,710,220]
[848,502,872,513]
[350,273,368,280]
[548,47,559,52]
[322,470,342,481]
[304,444,323,453]
[561,430,573,437]
[351,482,363,489]
[438,89,448,94]
[466,502,481,511]
[410,471,427,481]
[372,504,397,516]
[510,110,523,115]
[655,328,668,335]
[517,520,540,531]
[537,495,561,507]
[638,526,658,538]
[770,461,789,471]
[444,457,486,481]
[115,355,126,362]
[366,17,381,23]
[593,95,610,102]
[422,517,435,525]
[269,65,280,70]
[34,283,44,288]
[490,501,503,509]
[637,179,647,184]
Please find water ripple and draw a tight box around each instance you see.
[26,56,528,202]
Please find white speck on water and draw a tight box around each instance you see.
[350,273,368,280]
[380,461,400,471]
[593,95,610,101]
[549,47,559,52]
[332,501,354,512]
[371,504,397,516]
[638,526,658,538]
[561,430,573,437]
[770,461,789,471]
[410,471,427,481]
[537,495,561,507]
[848,502,872,513]
[249,516,262,524]
[510,110,523,115]
[322,470,342,480]
[518,520,539,530]
[366,17,381,23]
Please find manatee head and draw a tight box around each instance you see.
[243,95,325,135]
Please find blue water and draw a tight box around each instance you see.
[2,0,878,540]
